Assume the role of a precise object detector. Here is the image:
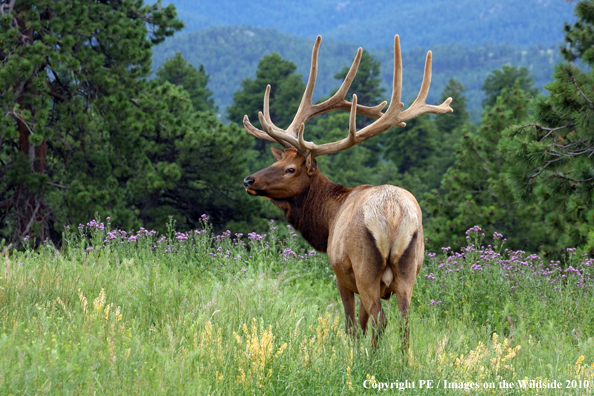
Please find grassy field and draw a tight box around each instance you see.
[1,219,593,395]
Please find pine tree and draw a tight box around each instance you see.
[156,53,217,113]
[500,0,594,253]
[0,0,183,244]
[430,78,472,186]
[435,78,469,133]
[481,65,540,108]
[424,83,546,251]
[560,0,594,64]
[306,113,378,187]
[383,114,439,193]
[128,81,258,233]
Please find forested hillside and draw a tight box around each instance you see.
[152,26,562,121]
[162,0,575,49]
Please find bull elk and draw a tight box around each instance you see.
[242,35,453,345]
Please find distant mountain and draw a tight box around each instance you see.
[153,26,563,122]
[162,0,575,49]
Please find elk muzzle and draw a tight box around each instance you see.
[243,175,264,196]
[243,176,255,189]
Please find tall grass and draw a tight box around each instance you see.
[1,219,593,395]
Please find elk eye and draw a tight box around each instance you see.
[285,168,295,174]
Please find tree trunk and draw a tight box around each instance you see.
[10,13,50,246]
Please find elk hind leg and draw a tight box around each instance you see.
[358,289,386,346]
[336,278,356,337]
[392,231,423,351]
[352,228,388,345]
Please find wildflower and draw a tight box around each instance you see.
[465,225,483,235]
[346,366,353,390]
[93,288,107,312]
[365,373,377,385]
[78,289,88,313]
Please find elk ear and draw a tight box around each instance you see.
[305,153,317,176]
[270,146,285,162]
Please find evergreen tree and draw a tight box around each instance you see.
[481,65,540,108]
[124,81,259,233]
[435,78,469,133]
[0,0,183,244]
[560,0,594,64]
[227,53,306,170]
[431,78,472,185]
[424,83,546,251]
[156,53,217,112]
[500,0,594,253]
[383,114,439,193]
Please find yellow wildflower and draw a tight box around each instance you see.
[346,366,353,391]
[78,289,88,313]
[93,288,106,312]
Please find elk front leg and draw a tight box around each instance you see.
[336,278,356,337]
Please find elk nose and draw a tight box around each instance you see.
[243,176,255,188]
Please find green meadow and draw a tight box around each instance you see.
[0,219,593,395]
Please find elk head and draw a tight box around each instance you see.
[243,147,314,199]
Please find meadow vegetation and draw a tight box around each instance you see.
[1,218,593,395]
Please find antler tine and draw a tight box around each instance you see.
[392,35,403,111]
[262,84,275,129]
[242,84,298,149]
[243,115,278,143]
[257,112,300,149]
[261,83,294,138]
[399,50,453,122]
[286,36,323,136]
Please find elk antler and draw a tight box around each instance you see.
[242,35,453,160]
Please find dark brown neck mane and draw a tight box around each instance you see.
[271,171,354,252]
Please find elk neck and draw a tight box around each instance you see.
[271,171,355,252]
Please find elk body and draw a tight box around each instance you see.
[242,35,453,345]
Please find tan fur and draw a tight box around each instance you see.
[242,35,452,347]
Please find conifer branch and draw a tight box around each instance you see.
[571,74,594,107]
[22,200,41,238]
[550,174,594,183]
[518,123,575,142]
[528,157,563,179]
[47,182,67,189]
[5,110,33,135]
